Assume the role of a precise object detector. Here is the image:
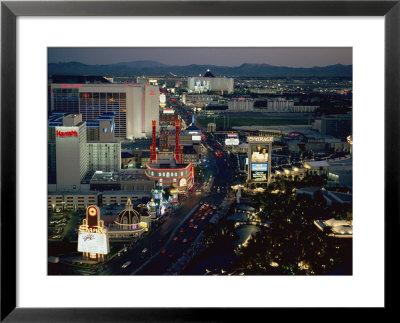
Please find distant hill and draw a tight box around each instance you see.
[48,61,352,77]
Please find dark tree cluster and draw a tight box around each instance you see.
[228,175,352,275]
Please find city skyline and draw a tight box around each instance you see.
[48,47,352,68]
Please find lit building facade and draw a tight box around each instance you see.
[50,83,160,139]
[145,120,194,194]
[107,199,153,239]
[187,70,234,94]
[228,98,254,112]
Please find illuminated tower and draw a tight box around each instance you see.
[175,120,181,163]
[150,120,157,163]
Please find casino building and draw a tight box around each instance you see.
[145,120,194,195]
[107,199,152,239]
[187,69,234,94]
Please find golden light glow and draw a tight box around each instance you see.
[78,224,107,234]
[88,206,97,216]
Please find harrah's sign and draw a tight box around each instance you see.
[56,130,78,137]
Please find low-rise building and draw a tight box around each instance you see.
[314,218,352,238]
[303,160,330,176]
[48,191,99,211]
[89,169,155,192]
[107,199,153,239]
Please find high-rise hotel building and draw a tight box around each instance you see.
[55,114,89,191]
[50,84,160,139]
[49,113,121,191]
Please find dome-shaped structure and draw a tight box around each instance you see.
[115,199,141,226]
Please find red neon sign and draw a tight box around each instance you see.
[56,130,78,137]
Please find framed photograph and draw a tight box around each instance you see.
[1,0,398,321]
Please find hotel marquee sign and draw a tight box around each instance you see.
[247,136,273,143]
[77,205,110,256]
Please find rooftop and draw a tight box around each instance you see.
[184,124,201,132]
[90,170,151,183]
[304,160,330,168]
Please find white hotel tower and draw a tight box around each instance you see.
[55,114,88,191]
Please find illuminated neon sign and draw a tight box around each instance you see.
[77,205,110,257]
[56,130,78,137]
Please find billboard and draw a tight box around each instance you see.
[251,144,269,163]
[251,163,268,171]
[247,136,272,183]
[78,232,110,254]
[225,138,239,146]
[251,163,268,181]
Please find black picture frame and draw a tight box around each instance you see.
[1,0,398,321]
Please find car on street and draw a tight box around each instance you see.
[121,261,132,269]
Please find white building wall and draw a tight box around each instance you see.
[144,85,160,136]
[187,77,233,93]
[210,78,234,93]
[56,124,88,191]
[126,85,160,139]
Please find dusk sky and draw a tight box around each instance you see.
[48,47,352,68]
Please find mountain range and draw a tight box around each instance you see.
[48,60,352,77]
